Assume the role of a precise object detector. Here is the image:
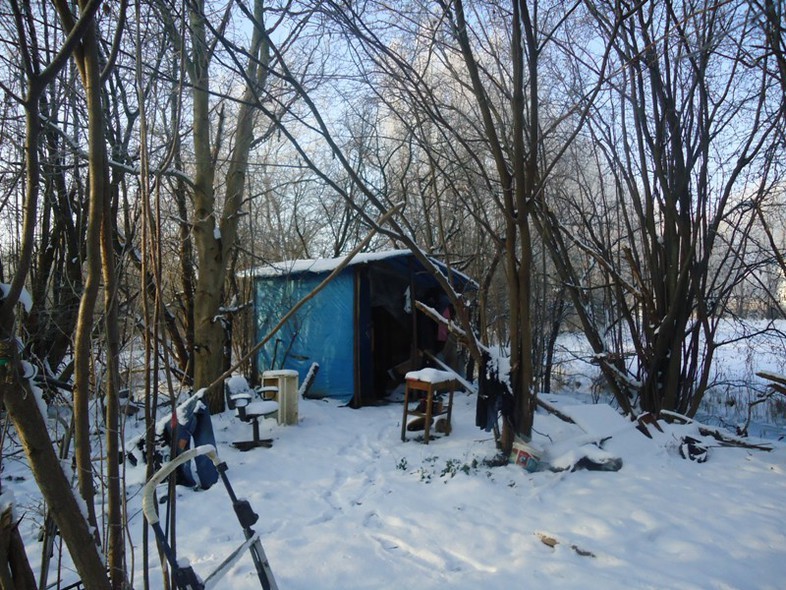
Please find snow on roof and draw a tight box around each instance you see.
[242,249,475,287]
[242,249,408,278]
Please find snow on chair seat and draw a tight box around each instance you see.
[246,400,279,417]
[225,376,277,451]
[401,368,459,444]
[404,367,457,384]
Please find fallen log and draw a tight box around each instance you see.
[660,410,773,451]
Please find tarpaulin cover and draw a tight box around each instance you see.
[255,269,355,403]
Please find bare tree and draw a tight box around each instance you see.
[152,0,273,411]
[309,0,617,444]
[544,0,786,416]
[52,0,128,585]
[0,0,112,587]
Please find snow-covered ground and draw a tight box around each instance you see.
[105,392,786,588]
[7,321,786,589]
[552,319,786,435]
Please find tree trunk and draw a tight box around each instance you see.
[1,378,110,590]
[189,0,222,410]
[102,168,125,590]
[190,0,268,412]
[0,506,36,589]
[69,7,105,546]
[0,2,111,587]
[57,0,127,583]
[174,146,196,378]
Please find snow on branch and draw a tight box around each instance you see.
[660,410,774,451]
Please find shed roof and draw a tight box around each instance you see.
[243,249,476,290]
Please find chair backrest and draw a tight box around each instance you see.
[225,383,252,414]
[224,383,237,410]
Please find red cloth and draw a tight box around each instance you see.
[437,306,451,342]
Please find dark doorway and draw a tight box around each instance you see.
[370,305,412,402]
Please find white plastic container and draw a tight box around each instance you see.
[262,369,299,425]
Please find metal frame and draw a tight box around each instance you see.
[142,445,279,590]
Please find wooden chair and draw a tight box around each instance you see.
[401,369,458,444]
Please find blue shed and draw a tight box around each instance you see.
[249,250,475,407]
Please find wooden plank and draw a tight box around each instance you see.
[423,350,475,393]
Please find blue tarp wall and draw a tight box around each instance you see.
[253,252,476,405]
[255,269,356,403]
